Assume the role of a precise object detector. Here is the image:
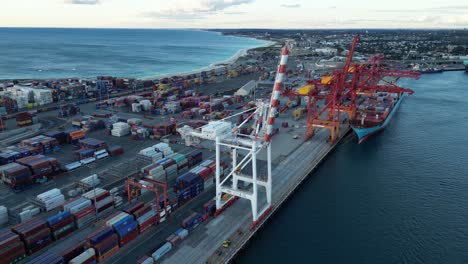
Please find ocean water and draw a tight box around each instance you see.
[235,71,468,264]
[0,28,266,80]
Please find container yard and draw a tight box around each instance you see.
[0,35,422,264]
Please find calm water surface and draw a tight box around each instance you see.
[236,71,468,264]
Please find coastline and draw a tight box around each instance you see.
[142,36,277,80]
[0,30,277,82]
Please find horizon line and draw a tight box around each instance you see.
[0,26,467,31]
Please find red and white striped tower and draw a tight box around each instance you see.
[188,45,290,227]
[264,47,289,142]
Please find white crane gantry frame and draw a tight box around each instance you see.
[190,46,289,225]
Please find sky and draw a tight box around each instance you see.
[1,0,468,29]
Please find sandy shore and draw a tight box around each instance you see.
[142,36,277,80]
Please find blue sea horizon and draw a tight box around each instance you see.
[0,28,268,80]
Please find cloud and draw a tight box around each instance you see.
[224,11,247,15]
[281,3,300,8]
[67,0,99,4]
[375,5,468,14]
[145,0,255,19]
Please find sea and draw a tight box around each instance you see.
[0,28,267,80]
[235,71,468,264]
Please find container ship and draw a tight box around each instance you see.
[419,67,443,74]
[350,92,405,143]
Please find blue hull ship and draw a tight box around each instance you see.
[351,94,405,144]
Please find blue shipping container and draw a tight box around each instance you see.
[90,227,114,246]
[184,213,203,232]
[47,211,72,227]
[112,214,135,231]
[115,220,138,238]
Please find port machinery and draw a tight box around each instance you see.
[283,35,420,143]
[184,47,290,227]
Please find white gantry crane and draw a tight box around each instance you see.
[188,47,289,226]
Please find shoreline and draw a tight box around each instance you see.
[143,37,277,80]
[0,31,277,82]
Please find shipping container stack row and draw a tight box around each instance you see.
[0,188,118,263]
[44,128,85,145]
[66,144,122,172]
[20,135,60,154]
[138,202,219,264]
[16,111,37,127]
[58,103,80,118]
[75,138,107,157]
[21,200,161,264]
[34,188,65,212]
[0,155,62,190]
[175,159,228,206]
[0,136,60,166]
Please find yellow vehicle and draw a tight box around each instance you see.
[292,107,305,120]
[221,193,232,202]
[297,84,315,95]
[223,240,231,248]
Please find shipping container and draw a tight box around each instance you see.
[25,250,64,264]
[151,242,172,261]
[60,242,85,263]
[122,201,144,215]
[175,228,189,239]
[69,248,95,264]
[87,226,114,247]
[181,213,203,232]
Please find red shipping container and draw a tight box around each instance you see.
[94,191,111,202]
[24,227,51,245]
[11,218,48,238]
[97,245,119,263]
[138,218,155,234]
[0,230,21,246]
[94,234,118,256]
[133,204,152,219]
[97,201,114,213]
[50,215,75,230]
[61,242,85,263]
[73,205,95,219]
[122,202,144,215]
[0,242,26,264]
[118,228,139,247]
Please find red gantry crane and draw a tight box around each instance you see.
[284,34,420,143]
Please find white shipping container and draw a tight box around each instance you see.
[95,196,113,209]
[201,121,232,140]
[69,200,92,214]
[105,212,129,227]
[0,205,8,225]
[43,194,65,211]
[70,248,96,264]
[82,188,107,200]
[140,256,154,264]
[20,210,33,222]
[152,242,172,261]
[36,188,61,202]
[80,174,100,187]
